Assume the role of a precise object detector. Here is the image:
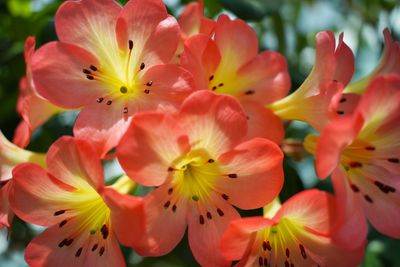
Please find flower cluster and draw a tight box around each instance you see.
[1,0,399,266]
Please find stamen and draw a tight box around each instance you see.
[120,86,128,94]
[128,40,133,50]
[172,204,177,212]
[222,194,229,200]
[227,173,238,178]
[265,241,272,251]
[388,158,399,163]
[286,248,290,257]
[339,97,347,103]
[54,210,66,216]
[299,244,307,259]
[59,220,68,228]
[168,167,175,172]
[144,89,150,94]
[106,100,112,105]
[83,69,91,74]
[374,181,396,193]
[217,208,224,217]
[58,239,67,248]
[75,247,83,257]
[263,258,268,266]
[262,241,268,251]
[168,188,173,195]
[364,194,373,203]
[199,215,205,225]
[218,83,224,87]
[140,62,145,70]
[90,65,98,71]
[349,161,362,168]
[350,184,360,193]
[285,260,290,267]
[245,90,255,95]
[164,201,171,209]
[206,212,212,220]
[92,244,98,252]
[146,81,153,87]
[100,224,109,240]
[336,110,345,115]
[123,107,128,114]
[96,97,104,103]
[365,146,376,151]
[65,239,73,246]
[258,257,263,266]
[212,86,217,91]
[192,195,199,201]
[208,159,215,163]
[86,75,94,80]
[99,246,105,256]
[209,75,214,81]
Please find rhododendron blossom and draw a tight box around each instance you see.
[305,75,400,239]
[10,136,145,267]
[13,37,64,148]
[220,190,365,267]
[181,15,290,143]
[31,0,194,157]
[269,31,354,131]
[117,91,284,266]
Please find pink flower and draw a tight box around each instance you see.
[117,91,284,266]
[221,190,366,267]
[31,0,194,157]
[180,15,290,143]
[305,75,400,241]
[13,37,64,148]
[9,136,145,267]
[269,31,354,131]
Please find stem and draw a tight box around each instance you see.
[263,197,282,219]
[109,174,136,194]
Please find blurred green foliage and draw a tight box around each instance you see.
[1,0,400,266]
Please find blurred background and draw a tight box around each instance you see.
[0,0,400,266]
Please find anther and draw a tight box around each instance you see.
[388,158,399,163]
[245,90,255,95]
[86,75,94,80]
[364,194,373,203]
[168,167,175,172]
[285,260,290,267]
[58,239,67,248]
[96,97,104,103]
[144,89,150,94]
[208,159,215,163]
[286,248,290,257]
[106,100,112,105]
[128,40,133,50]
[206,212,212,220]
[146,81,153,87]
[365,146,376,151]
[218,83,224,87]
[172,204,177,212]
[168,188,173,195]
[339,97,347,103]
[299,244,307,259]
[199,215,205,225]
[192,195,199,201]
[164,201,171,209]
[90,65,98,71]
[120,86,128,94]
[99,246,105,256]
[212,86,217,91]
[228,173,237,178]
[262,241,268,251]
[258,257,263,266]
[123,107,128,114]
[222,194,229,200]
[65,239,73,246]
[59,220,67,228]
[54,210,66,216]
[336,110,345,115]
[92,244,98,252]
[83,69,91,74]
[349,161,362,168]
[350,184,360,193]
[209,75,214,81]
[101,224,109,240]
[217,208,224,217]
[140,62,145,70]
[263,258,268,267]
[265,241,272,251]
[75,247,83,257]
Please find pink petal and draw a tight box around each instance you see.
[55,0,121,56]
[214,15,258,70]
[13,120,31,148]
[216,138,284,210]
[101,187,145,249]
[179,91,248,158]
[32,42,105,108]
[335,93,361,116]
[187,193,240,267]
[333,33,355,86]
[74,103,132,159]
[135,185,188,256]
[25,222,125,267]
[240,101,284,144]
[220,217,273,261]
[117,112,190,187]
[178,0,215,39]
[0,181,14,230]
[316,113,364,178]
[46,137,104,190]
[10,163,77,226]
[236,51,291,104]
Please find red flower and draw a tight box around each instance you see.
[9,136,145,267]
[31,0,194,157]
[181,15,290,143]
[305,75,400,240]
[269,31,354,131]
[13,37,64,148]
[221,190,365,267]
[117,91,284,266]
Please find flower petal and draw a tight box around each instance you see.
[73,103,132,159]
[178,0,215,39]
[55,0,121,58]
[240,101,284,144]
[32,42,105,108]
[179,91,247,158]
[135,185,188,256]
[117,112,190,187]
[0,181,14,230]
[187,193,240,267]
[216,138,284,210]
[46,136,104,190]
[25,222,125,267]
[101,187,145,249]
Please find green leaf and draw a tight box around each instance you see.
[220,0,281,21]
[7,0,31,17]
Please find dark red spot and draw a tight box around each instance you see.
[128,40,133,50]
[58,239,67,248]
[146,81,153,87]
[217,208,224,217]
[65,239,73,246]
[199,215,205,225]
[123,107,128,114]
[144,89,150,94]
[99,246,105,256]
[258,257,263,266]
[222,194,229,200]
[90,65,98,71]
[96,97,104,103]
[262,241,267,251]
[337,110,345,115]
[172,205,177,212]
[164,201,171,209]
[75,247,83,257]
[92,244,98,252]
[350,184,360,193]
[86,75,94,80]
[212,86,217,91]
[208,159,215,163]
[218,83,224,87]
[365,146,376,151]
[265,241,272,251]
[285,261,290,267]
[299,244,307,259]
[349,161,363,168]
[339,97,347,103]
[101,224,109,239]
[54,210,65,216]
[364,195,373,203]
[168,188,173,195]
[388,158,399,163]
[140,62,145,70]
[263,258,268,266]
[286,248,290,257]
[228,173,237,178]
[59,220,67,228]
[83,69,91,74]
[106,100,112,105]
[209,75,214,81]
[168,167,174,172]
[206,212,212,220]
[245,90,255,95]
